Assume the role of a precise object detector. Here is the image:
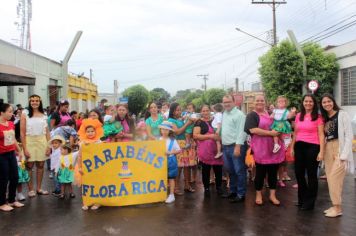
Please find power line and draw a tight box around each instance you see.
[197,74,209,91]
[71,32,268,65]
[252,0,287,46]
[313,21,356,42]
[119,45,268,85]
[301,14,356,43]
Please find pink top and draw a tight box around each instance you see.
[120,119,132,142]
[196,121,223,166]
[295,113,324,145]
[250,112,285,164]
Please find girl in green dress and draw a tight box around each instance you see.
[57,143,78,199]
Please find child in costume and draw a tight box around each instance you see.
[159,121,181,204]
[16,144,29,201]
[48,135,65,196]
[103,104,123,142]
[270,96,296,153]
[77,118,103,210]
[56,142,79,199]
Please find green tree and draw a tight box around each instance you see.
[149,88,170,103]
[204,88,226,105]
[122,85,150,115]
[259,40,338,107]
[191,97,204,111]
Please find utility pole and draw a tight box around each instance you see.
[252,0,287,46]
[197,74,209,91]
[235,78,239,92]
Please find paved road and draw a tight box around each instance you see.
[1,169,355,236]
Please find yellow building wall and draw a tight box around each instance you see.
[67,75,98,110]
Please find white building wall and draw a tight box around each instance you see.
[326,40,356,118]
[0,39,63,107]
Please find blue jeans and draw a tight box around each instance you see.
[53,172,61,192]
[223,144,247,198]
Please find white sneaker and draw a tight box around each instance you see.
[165,194,175,204]
[273,144,281,153]
[17,192,26,201]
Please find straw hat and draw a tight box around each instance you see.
[48,135,65,146]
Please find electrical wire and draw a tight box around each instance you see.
[118,45,268,85]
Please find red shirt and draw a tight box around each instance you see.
[0,121,16,154]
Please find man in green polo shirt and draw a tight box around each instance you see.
[221,94,247,202]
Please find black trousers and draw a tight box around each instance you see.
[0,151,19,205]
[201,162,222,190]
[294,141,320,208]
[254,163,279,190]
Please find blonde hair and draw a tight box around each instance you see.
[276,95,289,106]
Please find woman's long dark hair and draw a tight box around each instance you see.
[116,104,135,132]
[168,102,180,119]
[319,93,341,121]
[144,102,156,120]
[28,94,45,118]
[299,94,319,121]
[89,109,104,124]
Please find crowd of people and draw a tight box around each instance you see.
[0,93,355,217]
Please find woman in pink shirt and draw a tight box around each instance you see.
[290,94,325,211]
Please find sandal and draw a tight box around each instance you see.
[255,199,263,206]
[269,197,280,206]
[28,190,36,198]
[0,204,14,212]
[58,194,65,199]
[37,190,49,195]
[184,186,195,193]
[174,189,184,196]
[9,201,25,208]
[82,205,89,211]
[91,204,101,210]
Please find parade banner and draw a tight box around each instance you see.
[81,141,167,206]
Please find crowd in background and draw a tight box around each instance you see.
[0,93,355,217]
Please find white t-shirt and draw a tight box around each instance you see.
[54,151,79,173]
[273,109,289,121]
[212,112,223,129]
[104,115,112,123]
[160,137,180,153]
[50,147,62,171]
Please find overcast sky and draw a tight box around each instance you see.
[1,0,356,95]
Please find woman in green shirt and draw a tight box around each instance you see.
[145,102,164,140]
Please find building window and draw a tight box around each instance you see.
[341,66,356,105]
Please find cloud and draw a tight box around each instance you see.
[1,0,355,95]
